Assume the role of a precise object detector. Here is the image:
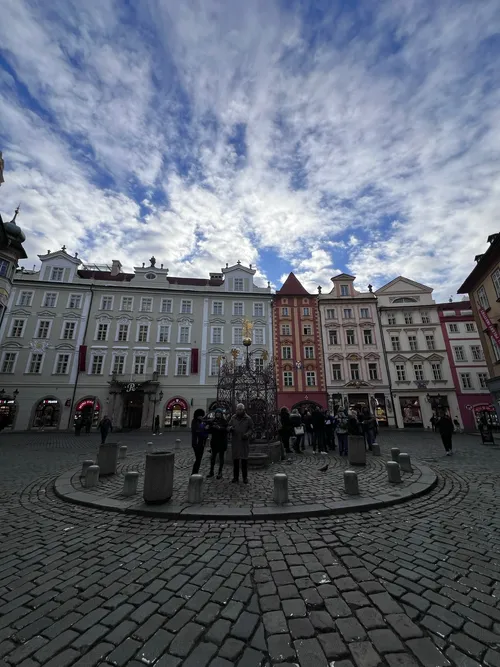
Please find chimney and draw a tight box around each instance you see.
[110,260,122,276]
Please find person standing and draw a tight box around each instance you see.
[191,409,208,475]
[436,411,454,455]
[228,404,254,484]
[303,410,313,449]
[154,415,160,435]
[74,415,83,436]
[324,410,335,451]
[84,417,92,434]
[311,407,326,454]
[290,409,304,454]
[99,416,112,444]
[336,409,349,456]
[279,407,293,455]
[208,408,228,479]
[361,408,377,451]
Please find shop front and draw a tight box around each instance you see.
[33,398,61,429]
[164,397,189,428]
[74,398,101,429]
[399,397,423,428]
[372,394,388,426]
[0,396,17,430]
[473,404,498,430]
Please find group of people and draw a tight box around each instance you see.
[74,414,113,444]
[279,405,378,457]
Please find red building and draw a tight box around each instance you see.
[437,300,494,431]
[273,273,328,412]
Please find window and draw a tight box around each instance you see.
[368,363,378,380]
[396,363,406,381]
[253,327,264,345]
[360,308,370,319]
[10,319,25,337]
[363,329,373,345]
[28,353,43,374]
[304,346,314,359]
[391,335,400,351]
[94,323,107,341]
[431,363,442,380]
[1,352,17,373]
[388,314,396,325]
[281,324,291,336]
[50,267,64,281]
[233,302,244,315]
[448,323,459,333]
[346,330,355,345]
[112,355,125,375]
[460,372,473,389]
[155,355,169,376]
[492,268,500,299]
[63,322,76,340]
[54,353,70,375]
[404,312,413,325]
[117,324,129,342]
[137,324,149,343]
[254,358,264,372]
[254,303,264,316]
[465,322,476,333]
[233,328,243,345]
[350,363,360,380]
[43,292,57,308]
[425,335,435,350]
[413,363,424,381]
[90,354,105,375]
[134,355,146,375]
[282,346,292,359]
[284,371,293,387]
[477,286,489,310]
[332,364,342,380]
[212,301,223,315]
[140,297,153,312]
[329,330,338,345]
[234,278,244,291]
[211,327,223,344]
[145,272,156,280]
[36,320,50,339]
[471,345,483,361]
[340,285,349,296]
[101,296,113,311]
[158,325,170,343]
[421,311,430,324]
[454,346,466,361]
[160,298,172,314]
[176,355,189,376]
[478,372,488,389]
[306,371,317,386]
[303,307,310,316]
[181,300,192,314]
[343,308,353,319]
[68,294,82,309]
[282,307,289,316]
[326,308,336,319]
[303,324,312,335]
[0,259,9,276]
[179,326,190,344]
[210,356,220,376]
[408,335,418,351]
[491,335,500,362]
[121,296,133,311]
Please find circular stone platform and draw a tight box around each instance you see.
[54,445,437,520]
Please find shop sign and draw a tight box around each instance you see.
[166,397,188,411]
[473,404,495,413]
[479,307,500,347]
[76,398,100,411]
[0,399,15,405]
[42,399,59,405]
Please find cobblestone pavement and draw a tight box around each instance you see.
[1,429,500,667]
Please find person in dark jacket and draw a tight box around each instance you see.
[191,409,208,474]
[208,409,228,479]
[290,409,304,454]
[279,407,293,455]
[84,417,92,434]
[154,415,160,435]
[436,412,454,455]
[361,408,377,451]
[99,416,112,444]
[324,410,335,451]
[302,410,312,449]
[311,407,326,454]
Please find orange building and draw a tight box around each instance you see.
[273,273,328,412]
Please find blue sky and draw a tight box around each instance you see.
[1,0,499,299]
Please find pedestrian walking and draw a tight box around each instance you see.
[74,415,83,436]
[436,411,454,455]
[279,406,293,455]
[84,417,92,434]
[311,407,327,454]
[324,410,335,451]
[191,409,208,475]
[228,404,254,484]
[290,408,304,453]
[154,415,160,435]
[336,409,349,456]
[98,416,112,444]
[208,408,228,479]
[303,410,313,449]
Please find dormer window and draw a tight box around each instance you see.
[50,267,64,282]
[340,285,349,296]
[234,278,244,291]
[145,273,156,280]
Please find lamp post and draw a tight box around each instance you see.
[151,390,164,432]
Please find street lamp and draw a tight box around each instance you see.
[151,390,164,432]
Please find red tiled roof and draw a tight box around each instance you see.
[77,271,135,282]
[277,272,310,296]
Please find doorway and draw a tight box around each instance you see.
[123,391,144,429]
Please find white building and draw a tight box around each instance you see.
[318,274,396,426]
[376,277,459,429]
[0,249,272,431]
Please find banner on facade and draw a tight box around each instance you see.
[191,348,199,374]
[78,345,87,372]
[479,307,500,347]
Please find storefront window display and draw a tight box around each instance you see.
[399,397,423,428]
[33,398,60,429]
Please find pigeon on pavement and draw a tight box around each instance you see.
[319,464,329,472]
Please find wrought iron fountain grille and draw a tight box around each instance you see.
[216,350,278,442]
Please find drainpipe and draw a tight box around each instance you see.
[376,299,399,428]
[67,285,94,429]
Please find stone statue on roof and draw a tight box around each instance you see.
[150,256,156,267]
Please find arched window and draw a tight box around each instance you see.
[393,297,418,303]
[33,398,61,428]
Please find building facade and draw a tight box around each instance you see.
[376,277,459,429]
[0,250,273,431]
[273,273,327,412]
[437,301,493,431]
[458,234,500,426]
[318,274,395,426]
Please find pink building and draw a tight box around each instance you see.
[437,300,495,431]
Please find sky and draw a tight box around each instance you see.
[0,0,499,300]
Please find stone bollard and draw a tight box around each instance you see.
[147,442,154,453]
[348,435,366,466]
[399,453,413,473]
[123,471,139,497]
[85,465,100,488]
[97,442,119,476]
[175,439,181,450]
[187,474,203,503]
[143,451,175,504]
[391,447,400,463]
[81,460,94,478]
[273,473,289,504]
[371,443,381,457]
[386,460,401,484]
[119,445,128,460]
[344,470,359,495]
